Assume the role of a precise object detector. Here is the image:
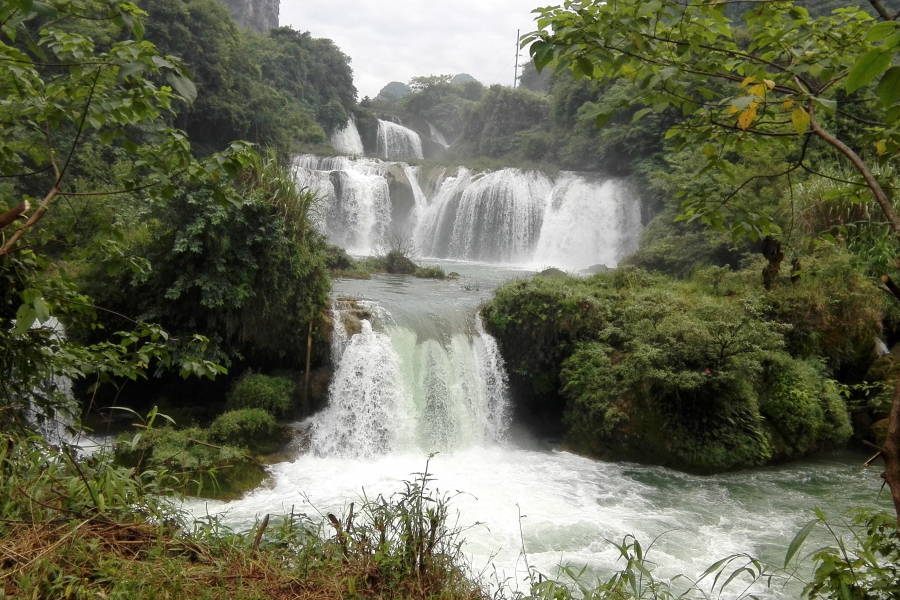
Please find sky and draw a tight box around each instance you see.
[280,0,543,99]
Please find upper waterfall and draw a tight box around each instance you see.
[295,155,643,270]
[377,120,423,161]
[331,117,364,156]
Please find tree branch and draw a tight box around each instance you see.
[808,109,900,236]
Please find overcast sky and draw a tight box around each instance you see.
[280,1,543,99]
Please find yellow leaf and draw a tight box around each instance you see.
[728,104,740,114]
[738,105,757,130]
[749,83,768,98]
[805,51,814,57]
[740,76,756,88]
[703,143,716,158]
[877,140,887,155]
[792,107,810,135]
[783,97,795,111]
[764,79,776,90]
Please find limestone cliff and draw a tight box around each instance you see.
[218,0,278,33]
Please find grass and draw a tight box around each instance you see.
[0,434,489,600]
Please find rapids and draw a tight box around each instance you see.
[185,260,891,596]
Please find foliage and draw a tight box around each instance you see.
[484,262,873,471]
[139,0,357,156]
[226,373,295,418]
[790,509,900,600]
[450,86,552,160]
[115,423,266,500]
[526,0,900,242]
[79,152,331,374]
[207,408,287,454]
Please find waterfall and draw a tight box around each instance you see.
[417,169,553,263]
[309,306,511,459]
[295,153,643,270]
[533,174,643,270]
[427,121,449,148]
[331,117,365,156]
[377,120,423,161]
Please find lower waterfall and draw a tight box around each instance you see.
[310,301,510,459]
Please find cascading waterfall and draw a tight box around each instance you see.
[377,119,423,161]
[331,117,364,156]
[533,173,643,270]
[296,154,643,270]
[441,169,552,263]
[294,155,395,253]
[310,302,511,459]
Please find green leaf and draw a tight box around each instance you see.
[877,66,900,108]
[119,61,146,79]
[867,21,900,43]
[846,48,894,94]
[33,297,50,324]
[813,97,836,113]
[632,107,653,123]
[13,304,36,335]
[165,72,197,104]
[784,519,818,567]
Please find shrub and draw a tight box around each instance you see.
[226,373,294,418]
[207,409,287,455]
[114,427,265,500]
[486,257,870,472]
[757,355,852,458]
[414,265,446,279]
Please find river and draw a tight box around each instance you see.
[185,258,891,596]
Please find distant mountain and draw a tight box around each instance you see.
[451,73,477,85]
[376,81,412,101]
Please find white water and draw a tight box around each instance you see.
[295,157,642,270]
[185,262,891,596]
[428,121,450,148]
[377,119,423,160]
[331,117,364,156]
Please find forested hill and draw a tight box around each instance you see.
[139,0,356,157]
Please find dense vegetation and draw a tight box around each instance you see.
[3,0,900,597]
[484,252,878,472]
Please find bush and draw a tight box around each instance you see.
[414,265,446,279]
[207,409,287,455]
[226,374,294,418]
[114,426,266,500]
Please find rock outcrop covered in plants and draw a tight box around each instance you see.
[483,249,883,473]
[217,0,278,33]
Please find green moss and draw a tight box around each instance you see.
[414,265,447,279]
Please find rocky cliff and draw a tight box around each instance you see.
[218,0,278,33]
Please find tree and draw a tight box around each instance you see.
[525,0,900,523]
[0,0,250,430]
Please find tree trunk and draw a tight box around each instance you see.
[303,319,313,416]
[885,379,900,527]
